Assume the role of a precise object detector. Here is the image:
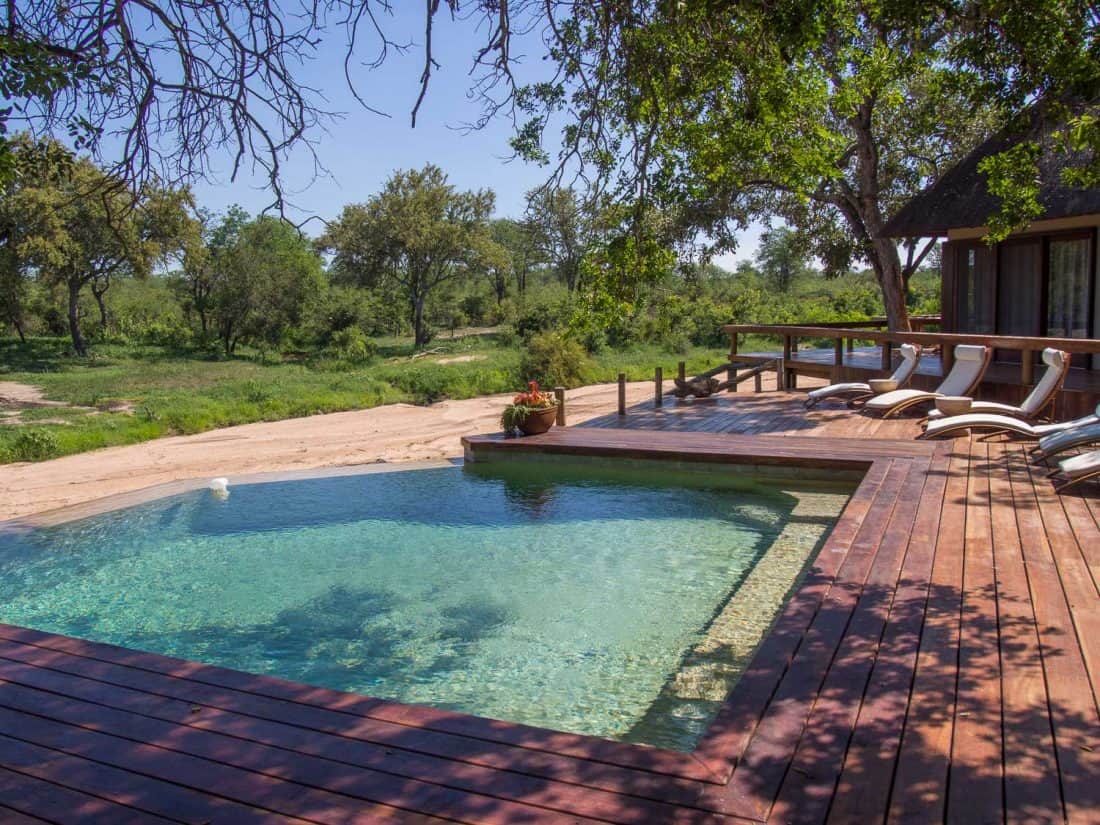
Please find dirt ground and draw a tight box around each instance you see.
[0,381,665,521]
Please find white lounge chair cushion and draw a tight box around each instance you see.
[864,387,938,412]
[806,382,872,401]
[937,345,989,397]
[1059,449,1100,479]
[926,400,1024,421]
[922,412,1039,439]
[892,343,921,382]
[1021,348,1069,416]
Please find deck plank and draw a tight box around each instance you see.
[713,460,913,819]
[947,438,1004,824]
[887,442,970,822]
[0,649,709,824]
[825,442,952,823]
[1012,451,1100,822]
[0,629,711,808]
[767,457,930,824]
[989,443,1064,824]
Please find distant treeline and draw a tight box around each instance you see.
[0,137,940,361]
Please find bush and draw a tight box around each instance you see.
[519,331,592,389]
[323,327,378,364]
[2,428,61,462]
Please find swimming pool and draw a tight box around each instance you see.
[0,460,852,751]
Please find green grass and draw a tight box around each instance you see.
[0,335,732,463]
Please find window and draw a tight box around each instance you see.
[997,239,1042,338]
[1047,236,1092,339]
[956,243,995,334]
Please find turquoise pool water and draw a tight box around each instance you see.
[0,461,849,750]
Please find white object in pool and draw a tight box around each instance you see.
[208,477,230,499]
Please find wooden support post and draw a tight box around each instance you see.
[847,336,854,353]
[776,358,786,391]
[727,364,736,393]
[754,371,762,392]
[554,387,566,426]
[881,340,893,370]
[617,373,626,416]
[833,337,844,382]
[654,367,663,407]
[730,332,738,357]
[1021,351,1035,386]
[782,335,792,363]
[677,361,686,382]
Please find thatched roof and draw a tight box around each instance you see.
[883,104,1100,237]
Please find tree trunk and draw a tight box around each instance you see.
[221,320,234,355]
[92,286,109,331]
[412,294,428,348]
[870,237,911,332]
[67,280,88,357]
[11,315,25,343]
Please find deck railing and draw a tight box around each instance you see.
[722,319,1100,387]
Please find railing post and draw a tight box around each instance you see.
[727,364,736,393]
[833,337,844,382]
[554,387,566,426]
[754,370,762,393]
[1021,351,1035,386]
[617,373,626,416]
[730,332,738,357]
[654,367,663,407]
[881,338,893,370]
[677,361,686,382]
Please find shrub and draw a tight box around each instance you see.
[3,428,61,462]
[519,331,592,389]
[323,327,377,364]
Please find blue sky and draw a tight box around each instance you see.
[187,5,762,265]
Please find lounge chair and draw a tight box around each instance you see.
[864,344,992,418]
[918,348,1072,439]
[803,343,922,409]
[924,348,1070,423]
[1031,411,1100,459]
[1051,450,1100,492]
[919,405,1100,442]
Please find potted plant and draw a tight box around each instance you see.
[501,381,558,435]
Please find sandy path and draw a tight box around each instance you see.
[0,382,660,521]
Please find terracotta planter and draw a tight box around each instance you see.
[517,405,558,435]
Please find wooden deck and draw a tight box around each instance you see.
[2,392,1098,823]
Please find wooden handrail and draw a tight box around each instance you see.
[770,315,941,330]
[722,323,1100,354]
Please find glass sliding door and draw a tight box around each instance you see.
[1048,235,1092,339]
[955,243,995,334]
[997,239,1042,340]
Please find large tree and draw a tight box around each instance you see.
[523,188,597,293]
[209,215,324,355]
[756,227,813,295]
[0,137,190,354]
[503,2,1098,330]
[320,165,496,347]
